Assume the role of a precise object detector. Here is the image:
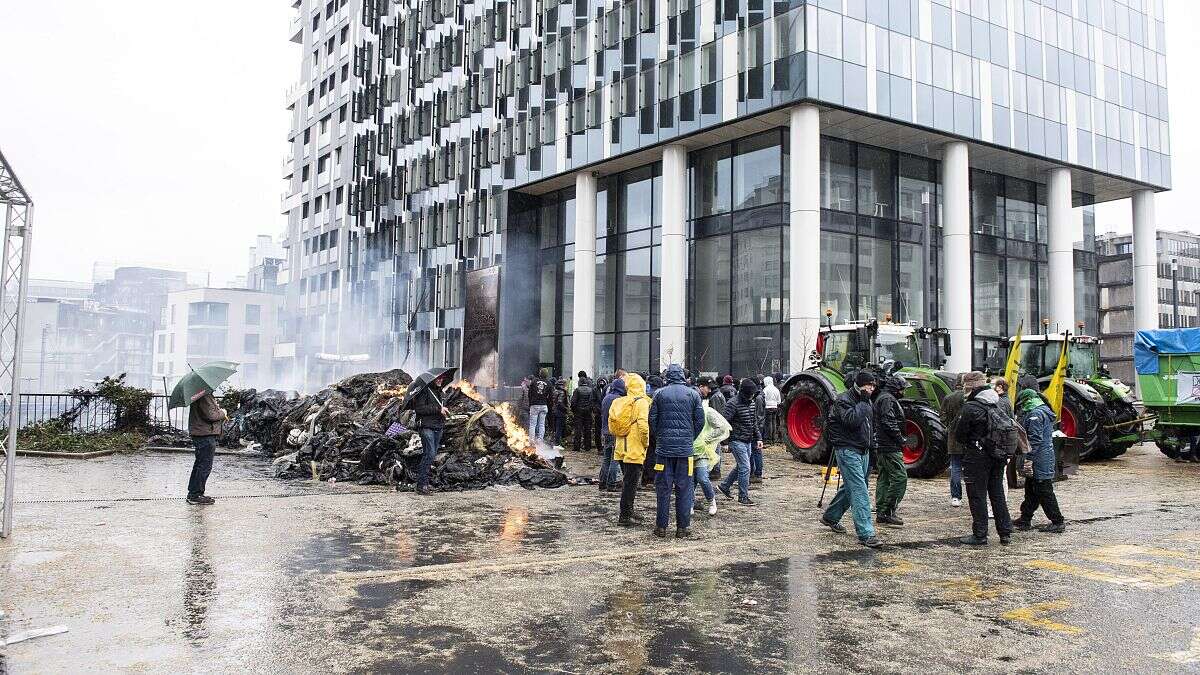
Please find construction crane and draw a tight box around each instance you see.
[0,147,34,538]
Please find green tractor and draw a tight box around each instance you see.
[780,319,955,478]
[1000,332,1140,461]
[1132,328,1200,459]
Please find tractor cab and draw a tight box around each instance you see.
[817,318,949,373]
[1005,333,1101,381]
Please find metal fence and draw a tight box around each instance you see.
[0,393,186,433]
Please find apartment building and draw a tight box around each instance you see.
[153,288,282,390]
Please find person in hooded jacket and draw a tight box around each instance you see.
[648,364,706,537]
[610,373,652,526]
[698,377,726,480]
[718,379,763,506]
[762,376,781,443]
[571,371,598,454]
[940,374,969,507]
[548,377,569,445]
[1013,388,1066,533]
[873,375,909,527]
[526,371,553,442]
[719,375,737,407]
[598,377,625,491]
[751,383,767,482]
[692,400,731,517]
[955,376,1015,545]
[819,371,882,547]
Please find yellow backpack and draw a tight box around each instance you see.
[608,396,644,437]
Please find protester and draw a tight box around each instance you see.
[819,371,881,547]
[642,373,665,487]
[718,378,763,506]
[648,364,705,537]
[610,373,651,526]
[1013,388,1066,533]
[692,399,731,517]
[719,375,737,407]
[571,370,598,453]
[992,376,1026,489]
[526,371,552,442]
[751,381,766,482]
[955,374,1015,545]
[407,372,451,496]
[698,377,726,480]
[548,377,569,445]
[940,374,968,507]
[186,391,227,505]
[598,376,625,491]
[874,374,908,527]
[762,375,781,443]
[993,378,1013,417]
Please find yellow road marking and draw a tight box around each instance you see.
[1001,599,1084,635]
[1024,559,1169,589]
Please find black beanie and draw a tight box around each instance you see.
[854,370,876,388]
[577,370,587,379]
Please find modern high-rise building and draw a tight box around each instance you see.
[1097,228,1197,382]
[339,0,1168,385]
[280,0,363,390]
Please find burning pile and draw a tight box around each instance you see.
[223,370,570,491]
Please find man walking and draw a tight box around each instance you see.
[610,373,651,527]
[819,371,882,548]
[570,370,598,453]
[940,374,968,507]
[718,378,763,507]
[698,377,726,480]
[1013,388,1066,533]
[187,391,227,505]
[955,374,1015,545]
[874,374,908,527]
[648,364,705,537]
[526,370,552,442]
[408,371,450,496]
[751,382,767,482]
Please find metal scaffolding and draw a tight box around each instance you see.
[0,148,33,538]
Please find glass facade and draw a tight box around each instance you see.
[343,0,1159,380]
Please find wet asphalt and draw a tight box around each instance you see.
[2,444,1200,674]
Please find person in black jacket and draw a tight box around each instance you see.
[409,373,451,495]
[570,371,598,453]
[955,381,1015,545]
[717,379,762,506]
[526,372,552,442]
[874,375,908,527]
[820,370,882,547]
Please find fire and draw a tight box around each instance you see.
[493,402,536,455]
[451,379,487,403]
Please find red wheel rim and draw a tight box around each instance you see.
[1060,406,1078,438]
[902,420,925,465]
[787,395,822,448]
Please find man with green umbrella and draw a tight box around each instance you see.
[169,361,238,505]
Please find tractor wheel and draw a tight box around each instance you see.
[899,400,949,479]
[1155,426,1183,459]
[1090,399,1138,461]
[782,379,831,463]
[1060,388,1102,461]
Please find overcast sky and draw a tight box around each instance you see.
[0,2,1193,285]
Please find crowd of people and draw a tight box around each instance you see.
[515,365,1066,545]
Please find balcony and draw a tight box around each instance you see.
[283,80,302,110]
[288,13,302,44]
[281,190,302,215]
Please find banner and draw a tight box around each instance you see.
[1176,371,1200,405]
[1004,321,1023,406]
[461,266,501,388]
[1045,336,1070,418]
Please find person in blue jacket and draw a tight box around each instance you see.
[648,364,705,538]
[1012,388,1066,533]
[598,377,626,492]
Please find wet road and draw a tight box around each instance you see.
[2,444,1200,673]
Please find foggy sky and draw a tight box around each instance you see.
[0,1,1193,286]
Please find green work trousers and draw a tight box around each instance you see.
[875,450,908,515]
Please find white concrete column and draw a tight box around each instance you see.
[789,104,821,374]
[659,144,688,368]
[941,141,972,371]
[571,171,597,377]
[1046,167,1075,332]
[1132,189,1159,332]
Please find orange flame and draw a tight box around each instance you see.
[494,402,536,455]
[451,380,486,403]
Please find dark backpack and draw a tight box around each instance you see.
[574,383,594,410]
[985,406,1019,460]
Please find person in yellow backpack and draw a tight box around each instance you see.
[610,373,651,526]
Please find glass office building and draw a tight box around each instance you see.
[345,0,1169,382]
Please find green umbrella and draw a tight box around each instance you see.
[168,361,239,410]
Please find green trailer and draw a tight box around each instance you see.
[779,318,955,478]
[1134,328,1200,457]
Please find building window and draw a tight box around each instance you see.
[244,333,260,355]
[188,302,229,326]
[245,304,261,326]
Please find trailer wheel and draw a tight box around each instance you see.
[899,400,948,479]
[1155,425,1185,459]
[783,379,831,463]
[1061,389,1101,460]
[1091,399,1138,461]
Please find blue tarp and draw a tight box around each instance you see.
[1133,328,1200,374]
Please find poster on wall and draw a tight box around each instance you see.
[462,266,501,388]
